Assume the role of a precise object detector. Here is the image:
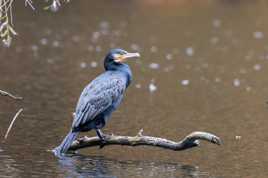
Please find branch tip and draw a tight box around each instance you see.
[0,89,23,100]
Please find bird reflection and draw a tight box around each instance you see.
[56,155,215,178]
[57,155,112,178]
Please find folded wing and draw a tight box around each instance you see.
[72,76,126,129]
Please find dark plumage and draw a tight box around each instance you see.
[53,49,140,155]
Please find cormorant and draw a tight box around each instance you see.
[53,48,140,155]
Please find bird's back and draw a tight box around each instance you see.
[72,71,127,129]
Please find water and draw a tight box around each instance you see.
[0,1,268,177]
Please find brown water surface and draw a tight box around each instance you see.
[0,1,268,177]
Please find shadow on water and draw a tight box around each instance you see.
[56,154,215,178]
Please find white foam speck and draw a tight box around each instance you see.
[215,77,221,83]
[40,38,48,45]
[253,31,264,39]
[233,78,240,87]
[52,40,60,47]
[165,53,173,60]
[135,84,141,89]
[99,21,110,29]
[163,65,174,72]
[148,63,160,70]
[149,83,157,93]
[210,37,219,44]
[235,136,241,140]
[181,80,190,86]
[212,19,221,28]
[31,45,38,51]
[47,58,54,64]
[92,31,101,42]
[150,46,158,53]
[90,61,98,68]
[185,47,194,57]
[80,62,87,69]
[246,86,252,92]
[130,44,140,51]
[253,64,261,71]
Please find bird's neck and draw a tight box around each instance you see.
[106,63,132,88]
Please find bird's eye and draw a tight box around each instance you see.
[119,50,128,55]
[112,53,122,60]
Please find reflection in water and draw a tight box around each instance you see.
[0,149,20,178]
[56,155,213,178]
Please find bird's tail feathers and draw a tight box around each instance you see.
[53,131,79,156]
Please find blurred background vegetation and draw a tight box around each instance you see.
[0,0,69,47]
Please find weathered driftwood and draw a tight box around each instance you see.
[0,89,22,100]
[68,130,222,152]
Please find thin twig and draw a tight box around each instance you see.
[4,108,23,139]
[25,0,35,10]
[0,89,23,100]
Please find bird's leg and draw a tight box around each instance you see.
[96,129,105,140]
[96,129,107,148]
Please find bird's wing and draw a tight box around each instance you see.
[72,76,126,129]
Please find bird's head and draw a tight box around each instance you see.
[104,48,140,70]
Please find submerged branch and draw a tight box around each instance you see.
[68,130,222,152]
[0,89,23,100]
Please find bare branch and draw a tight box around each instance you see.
[4,108,23,139]
[68,130,222,152]
[0,89,23,100]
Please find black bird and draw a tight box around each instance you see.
[53,48,140,155]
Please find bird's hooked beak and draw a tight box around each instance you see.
[114,52,140,63]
